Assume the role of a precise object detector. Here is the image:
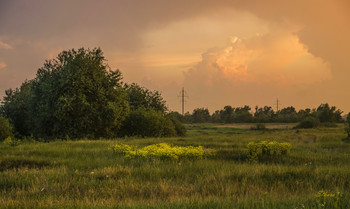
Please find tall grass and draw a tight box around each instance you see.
[1,123,349,208]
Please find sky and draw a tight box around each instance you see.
[0,0,349,114]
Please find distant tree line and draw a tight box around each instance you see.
[169,104,345,128]
[0,48,185,140]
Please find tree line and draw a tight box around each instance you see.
[169,104,346,127]
[0,48,185,140]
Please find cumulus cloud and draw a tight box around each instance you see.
[184,31,331,88]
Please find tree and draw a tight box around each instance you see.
[124,83,167,112]
[297,108,312,121]
[221,105,235,123]
[1,80,33,136]
[211,110,223,123]
[192,108,210,123]
[27,48,129,139]
[276,106,298,123]
[314,103,343,123]
[235,105,253,123]
[254,106,275,123]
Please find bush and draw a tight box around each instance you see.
[0,116,13,141]
[297,116,320,129]
[120,108,177,137]
[167,114,186,136]
[247,141,291,162]
[112,143,212,160]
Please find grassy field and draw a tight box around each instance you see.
[1,123,350,208]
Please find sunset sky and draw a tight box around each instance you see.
[0,0,349,114]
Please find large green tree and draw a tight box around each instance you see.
[28,48,129,138]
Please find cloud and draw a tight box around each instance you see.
[0,62,6,70]
[184,31,331,88]
[0,0,349,112]
[0,41,12,49]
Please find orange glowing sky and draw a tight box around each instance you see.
[0,0,349,113]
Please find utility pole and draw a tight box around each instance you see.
[178,87,188,115]
[181,87,185,115]
[275,98,281,112]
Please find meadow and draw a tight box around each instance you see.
[1,123,350,208]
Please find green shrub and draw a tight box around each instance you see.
[297,116,320,129]
[112,143,212,160]
[168,115,186,136]
[120,108,177,137]
[0,116,13,141]
[247,141,291,162]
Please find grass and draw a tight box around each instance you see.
[1,123,350,208]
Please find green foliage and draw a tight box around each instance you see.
[124,83,167,112]
[247,141,291,162]
[2,48,130,139]
[0,116,13,141]
[112,143,211,160]
[31,48,130,139]
[1,80,32,136]
[208,103,345,124]
[234,105,254,122]
[276,106,298,123]
[120,108,176,137]
[297,116,320,129]
[192,108,210,123]
[167,113,187,136]
[171,117,187,136]
[315,103,343,123]
[218,105,254,123]
[254,106,275,123]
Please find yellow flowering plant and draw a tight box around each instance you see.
[112,143,212,160]
[247,140,291,162]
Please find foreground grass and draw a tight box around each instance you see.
[1,124,349,208]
